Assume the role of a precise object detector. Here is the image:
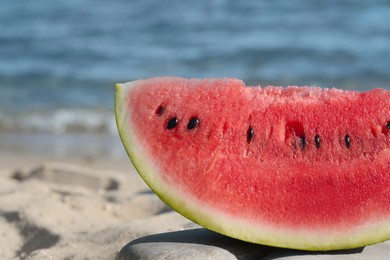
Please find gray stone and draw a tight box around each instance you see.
[264,241,390,260]
[116,228,271,260]
[116,227,390,260]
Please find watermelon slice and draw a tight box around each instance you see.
[115,77,390,251]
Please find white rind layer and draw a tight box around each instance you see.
[115,78,390,251]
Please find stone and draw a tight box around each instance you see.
[116,228,272,260]
[263,241,390,260]
[117,227,390,260]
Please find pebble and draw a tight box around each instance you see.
[116,228,271,260]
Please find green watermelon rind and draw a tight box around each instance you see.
[115,78,390,251]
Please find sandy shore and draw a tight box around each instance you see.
[0,152,190,259]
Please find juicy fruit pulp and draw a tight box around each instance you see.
[115,77,390,250]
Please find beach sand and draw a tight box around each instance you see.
[1,152,390,259]
[0,152,189,259]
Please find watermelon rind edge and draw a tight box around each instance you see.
[114,78,390,251]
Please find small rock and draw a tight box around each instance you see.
[263,241,390,260]
[116,228,271,260]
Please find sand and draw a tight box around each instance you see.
[0,153,184,259]
[2,152,390,259]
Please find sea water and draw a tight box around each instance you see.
[1,0,389,157]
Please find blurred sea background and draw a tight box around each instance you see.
[1,0,390,159]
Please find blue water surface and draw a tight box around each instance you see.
[0,0,389,137]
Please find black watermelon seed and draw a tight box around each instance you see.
[187,117,199,130]
[166,117,178,129]
[314,135,321,148]
[247,126,254,143]
[155,105,165,116]
[301,135,307,149]
[387,121,390,129]
[345,135,351,148]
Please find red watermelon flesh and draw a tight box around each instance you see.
[115,77,390,250]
